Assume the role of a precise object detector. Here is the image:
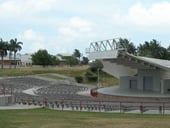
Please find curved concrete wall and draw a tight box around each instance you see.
[101,60,137,78]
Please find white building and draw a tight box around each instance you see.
[2,53,32,67]
[19,53,32,67]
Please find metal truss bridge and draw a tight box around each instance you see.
[86,38,127,60]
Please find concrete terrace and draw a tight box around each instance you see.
[98,86,170,98]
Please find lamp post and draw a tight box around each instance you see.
[97,68,100,87]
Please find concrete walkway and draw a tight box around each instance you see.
[77,90,91,96]
[0,104,42,110]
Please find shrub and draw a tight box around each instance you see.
[75,76,83,83]
[85,70,97,82]
[89,60,103,72]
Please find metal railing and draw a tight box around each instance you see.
[16,97,170,114]
[86,38,127,53]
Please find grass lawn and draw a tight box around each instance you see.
[38,74,66,80]
[0,66,88,77]
[0,66,118,87]
[0,108,170,128]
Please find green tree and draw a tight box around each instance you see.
[32,49,52,67]
[64,56,79,66]
[9,38,23,68]
[166,45,170,60]
[81,56,89,65]
[7,41,13,69]
[137,39,168,59]
[0,39,8,69]
[73,49,81,63]
[89,60,103,72]
[50,55,60,65]
[118,38,137,55]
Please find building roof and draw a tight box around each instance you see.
[118,52,170,71]
[86,38,170,71]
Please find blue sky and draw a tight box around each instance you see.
[0,0,170,55]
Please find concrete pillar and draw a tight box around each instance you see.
[161,80,164,94]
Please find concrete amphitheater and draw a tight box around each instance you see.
[0,75,115,109]
[87,39,170,99]
[0,74,170,114]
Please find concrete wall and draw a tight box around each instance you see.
[101,60,137,79]
[120,76,137,89]
[119,69,161,93]
[137,69,161,92]
[0,95,14,106]
[162,79,170,94]
[161,71,170,79]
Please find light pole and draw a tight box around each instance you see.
[97,68,100,87]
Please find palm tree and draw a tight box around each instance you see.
[10,38,23,68]
[0,38,8,69]
[8,41,13,69]
[137,39,166,59]
[73,49,81,64]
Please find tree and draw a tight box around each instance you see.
[49,55,60,65]
[137,39,168,59]
[118,38,137,55]
[64,56,79,66]
[32,49,52,67]
[8,41,14,69]
[89,60,103,72]
[10,38,23,68]
[81,56,89,65]
[0,39,8,69]
[167,45,170,60]
[73,49,81,63]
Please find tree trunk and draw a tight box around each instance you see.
[9,51,12,69]
[1,56,3,69]
[14,53,16,69]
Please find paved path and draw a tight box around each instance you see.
[0,104,42,110]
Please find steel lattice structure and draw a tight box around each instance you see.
[86,38,127,53]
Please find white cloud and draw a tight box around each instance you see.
[1,0,170,55]
[127,2,170,26]
[58,17,95,41]
[17,29,44,42]
[70,17,92,32]
[0,0,57,18]
[17,29,45,53]
[59,27,79,40]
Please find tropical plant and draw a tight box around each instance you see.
[81,56,89,65]
[8,41,14,69]
[73,49,81,64]
[137,39,168,59]
[9,38,23,68]
[118,38,137,55]
[0,39,8,69]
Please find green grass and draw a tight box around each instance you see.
[38,74,65,80]
[0,108,170,128]
[0,66,119,87]
[0,66,88,77]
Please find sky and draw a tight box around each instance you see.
[0,0,170,55]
